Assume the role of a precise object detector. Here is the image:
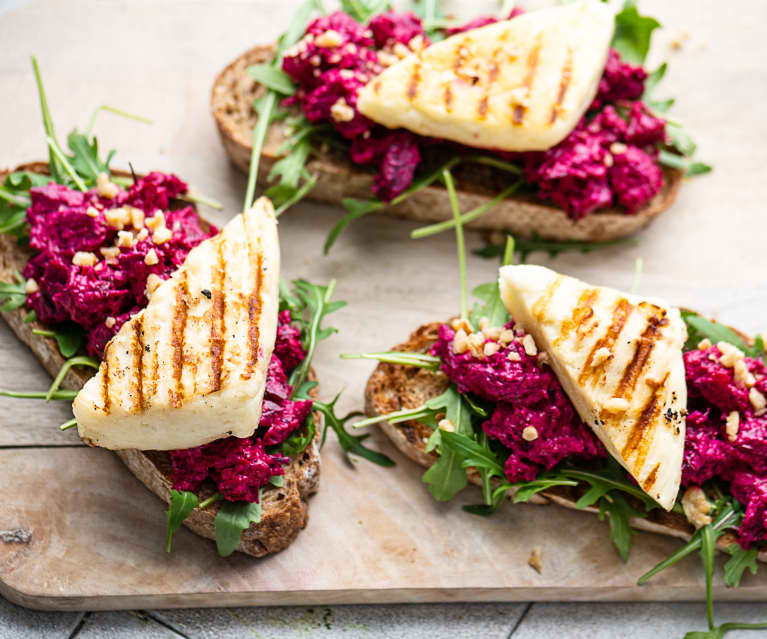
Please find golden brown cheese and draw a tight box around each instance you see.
[73,197,281,450]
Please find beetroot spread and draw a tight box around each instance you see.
[281,9,667,217]
[169,310,312,503]
[433,321,767,546]
[682,345,767,547]
[431,323,604,482]
[22,173,216,357]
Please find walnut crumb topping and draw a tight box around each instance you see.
[522,426,538,441]
[726,411,740,442]
[682,487,712,529]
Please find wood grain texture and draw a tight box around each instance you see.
[2,444,767,612]
[210,46,684,243]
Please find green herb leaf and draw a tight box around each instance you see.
[324,199,384,254]
[248,64,296,95]
[601,492,643,562]
[0,273,27,311]
[276,0,325,58]
[324,157,461,253]
[165,490,198,553]
[684,622,767,639]
[281,410,318,457]
[339,351,441,370]
[723,544,759,588]
[611,1,661,65]
[474,233,637,263]
[340,0,389,23]
[440,429,504,479]
[287,279,346,391]
[66,130,111,186]
[310,395,395,467]
[214,497,263,557]
[268,474,285,487]
[422,388,475,501]
[658,150,712,176]
[681,311,763,359]
[511,475,579,503]
[50,322,85,358]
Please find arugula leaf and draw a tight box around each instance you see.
[611,1,661,65]
[723,544,759,588]
[440,429,504,478]
[599,492,643,562]
[324,157,461,254]
[248,65,296,95]
[659,150,712,176]
[65,130,111,186]
[511,474,579,504]
[469,237,514,329]
[474,233,637,263]
[310,393,395,467]
[637,502,741,585]
[275,0,325,58]
[287,279,346,390]
[340,350,441,370]
[268,474,285,487]
[681,310,764,360]
[422,388,474,501]
[49,322,85,358]
[281,408,318,457]
[0,273,28,311]
[165,490,198,553]
[214,496,263,557]
[684,622,767,639]
[340,0,389,23]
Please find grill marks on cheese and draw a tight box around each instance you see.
[73,197,281,451]
[499,265,687,510]
[357,1,614,152]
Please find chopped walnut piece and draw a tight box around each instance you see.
[681,487,712,529]
[522,426,538,441]
[96,172,119,199]
[522,334,537,357]
[726,411,740,442]
[528,547,543,574]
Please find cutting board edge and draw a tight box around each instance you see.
[4,582,767,612]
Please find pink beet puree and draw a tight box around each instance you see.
[169,310,312,503]
[433,324,767,546]
[683,346,767,548]
[23,173,216,357]
[430,323,605,482]
[281,10,667,217]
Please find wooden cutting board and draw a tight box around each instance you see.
[2,432,767,611]
[1,180,767,613]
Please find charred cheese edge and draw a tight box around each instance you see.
[499,264,686,510]
[73,197,280,451]
[357,0,614,152]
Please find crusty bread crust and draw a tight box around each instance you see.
[211,45,684,242]
[0,163,318,557]
[365,321,767,563]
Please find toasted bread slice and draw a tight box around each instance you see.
[364,321,767,563]
[211,46,684,243]
[0,163,319,557]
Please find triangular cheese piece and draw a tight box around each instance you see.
[499,265,686,510]
[358,0,614,152]
[73,197,280,451]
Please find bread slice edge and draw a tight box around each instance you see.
[0,163,318,558]
[211,45,684,243]
[364,321,767,563]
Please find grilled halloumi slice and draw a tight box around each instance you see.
[357,0,614,152]
[499,265,687,510]
[73,197,280,451]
